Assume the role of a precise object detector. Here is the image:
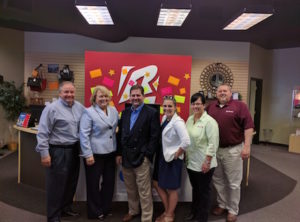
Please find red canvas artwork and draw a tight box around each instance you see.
[85,51,192,120]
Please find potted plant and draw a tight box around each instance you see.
[0,80,26,151]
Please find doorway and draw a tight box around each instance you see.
[249,78,263,144]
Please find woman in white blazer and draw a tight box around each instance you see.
[154,96,190,222]
[80,85,119,220]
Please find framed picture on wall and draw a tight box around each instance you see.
[48,64,59,73]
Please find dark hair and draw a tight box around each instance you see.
[59,81,75,92]
[130,84,144,95]
[190,92,206,104]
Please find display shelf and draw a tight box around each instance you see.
[291,87,300,118]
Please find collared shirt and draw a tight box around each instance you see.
[36,98,84,157]
[206,99,254,147]
[130,103,144,130]
[186,111,219,172]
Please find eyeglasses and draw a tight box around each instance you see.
[163,95,177,105]
[163,95,174,100]
[191,102,203,106]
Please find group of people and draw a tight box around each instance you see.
[36,81,254,222]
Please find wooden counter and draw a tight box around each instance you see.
[14,125,38,135]
[13,125,45,189]
[12,126,194,201]
[13,125,87,200]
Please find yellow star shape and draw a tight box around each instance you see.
[108,69,115,76]
[123,93,128,100]
[153,81,159,88]
[145,72,150,77]
[184,73,191,80]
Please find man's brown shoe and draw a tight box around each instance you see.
[122,213,138,222]
[212,206,226,216]
[226,213,237,222]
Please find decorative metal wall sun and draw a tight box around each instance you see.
[200,62,234,98]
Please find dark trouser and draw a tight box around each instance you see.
[84,152,116,219]
[187,168,215,222]
[46,143,80,222]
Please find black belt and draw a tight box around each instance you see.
[49,141,79,149]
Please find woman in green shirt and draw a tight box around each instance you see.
[185,92,219,222]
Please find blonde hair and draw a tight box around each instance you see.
[90,85,111,105]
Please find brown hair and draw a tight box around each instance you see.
[130,84,144,95]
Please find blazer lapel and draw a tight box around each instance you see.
[94,106,113,127]
[162,113,177,136]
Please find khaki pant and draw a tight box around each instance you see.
[122,157,153,222]
[213,143,243,215]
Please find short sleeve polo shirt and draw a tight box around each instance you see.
[206,99,254,147]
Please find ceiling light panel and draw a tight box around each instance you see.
[224,12,272,30]
[157,8,191,26]
[76,5,113,25]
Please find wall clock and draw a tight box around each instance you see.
[200,62,234,98]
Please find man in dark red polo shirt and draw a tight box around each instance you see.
[206,84,254,222]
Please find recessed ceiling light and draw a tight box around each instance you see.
[224,7,273,30]
[157,8,191,26]
[75,0,113,25]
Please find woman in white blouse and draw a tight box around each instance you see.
[80,85,118,220]
[153,96,190,222]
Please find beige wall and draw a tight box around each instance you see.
[9,30,300,145]
[25,32,250,61]
[0,27,24,86]
[24,32,251,98]
[249,44,273,142]
[268,47,300,144]
[191,59,249,103]
[249,44,300,145]
[0,27,24,144]
[24,53,250,112]
[24,52,84,104]
[24,32,251,121]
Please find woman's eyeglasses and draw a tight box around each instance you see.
[163,95,174,100]
[191,102,203,106]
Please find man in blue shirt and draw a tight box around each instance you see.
[116,84,160,222]
[36,81,84,222]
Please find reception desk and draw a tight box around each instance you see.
[13,125,254,202]
[13,125,88,200]
[13,125,192,201]
[14,125,45,188]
